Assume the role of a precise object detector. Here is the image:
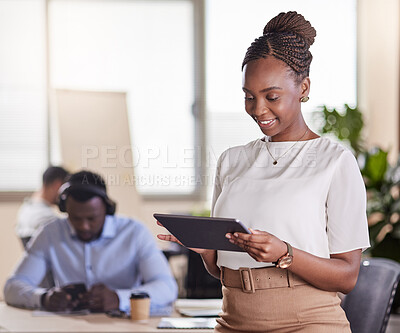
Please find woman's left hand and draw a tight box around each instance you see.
[226,228,287,263]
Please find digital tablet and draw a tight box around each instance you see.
[154,213,250,252]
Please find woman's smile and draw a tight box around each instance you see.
[255,117,277,129]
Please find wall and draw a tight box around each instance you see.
[55,90,146,222]
[358,0,400,162]
[0,202,24,300]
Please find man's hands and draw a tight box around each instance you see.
[42,288,74,312]
[42,283,119,313]
[82,283,119,312]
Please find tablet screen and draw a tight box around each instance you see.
[154,213,250,252]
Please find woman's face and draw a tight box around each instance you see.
[242,56,309,141]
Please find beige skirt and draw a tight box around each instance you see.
[215,266,351,333]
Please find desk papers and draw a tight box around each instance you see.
[157,317,217,329]
[174,299,222,317]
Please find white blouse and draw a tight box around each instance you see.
[212,136,370,270]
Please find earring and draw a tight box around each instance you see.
[300,96,309,103]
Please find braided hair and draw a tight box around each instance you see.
[242,11,316,83]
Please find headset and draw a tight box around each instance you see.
[58,182,116,215]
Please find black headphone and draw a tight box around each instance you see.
[58,182,116,215]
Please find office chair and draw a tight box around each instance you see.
[341,257,400,333]
[186,251,222,299]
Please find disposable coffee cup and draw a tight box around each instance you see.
[130,292,150,321]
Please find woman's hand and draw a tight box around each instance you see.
[156,220,208,255]
[228,228,362,293]
[156,220,220,278]
[226,228,287,263]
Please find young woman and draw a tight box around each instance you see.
[158,11,370,332]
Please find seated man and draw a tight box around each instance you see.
[16,166,69,248]
[4,170,178,314]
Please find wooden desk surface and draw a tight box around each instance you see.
[0,302,214,332]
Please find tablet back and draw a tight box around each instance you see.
[154,214,249,252]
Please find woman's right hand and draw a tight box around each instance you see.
[156,220,220,278]
[156,220,208,255]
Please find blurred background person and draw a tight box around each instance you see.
[5,170,177,314]
[15,166,69,248]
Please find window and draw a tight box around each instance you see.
[0,0,47,190]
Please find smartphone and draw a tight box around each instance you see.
[62,283,87,301]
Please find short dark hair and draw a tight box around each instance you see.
[42,166,69,186]
[65,170,107,202]
[242,11,317,83]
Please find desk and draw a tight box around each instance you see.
[0,303,214,332]
[3,301,398,332]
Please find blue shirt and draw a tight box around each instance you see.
[4,215,178,314]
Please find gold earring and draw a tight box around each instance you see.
[300,96,309,103]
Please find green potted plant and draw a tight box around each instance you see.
[315,104,400,260]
